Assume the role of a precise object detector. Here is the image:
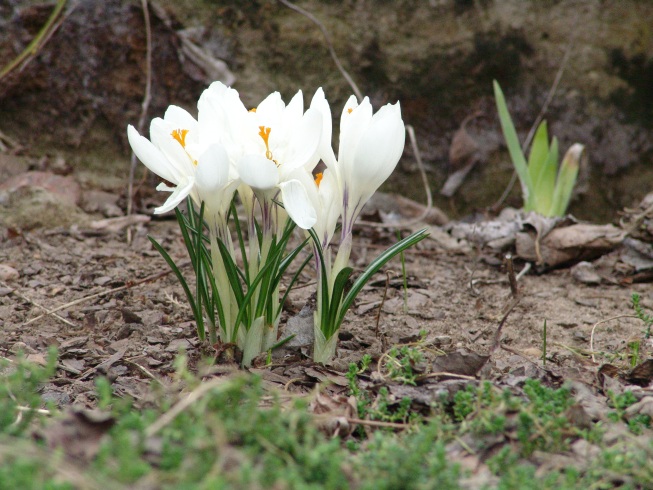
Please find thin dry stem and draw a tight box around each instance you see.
[374,271,393,336]
[127,0,153,244]
[0,0,71,81]
[2,281,77,328]
[145,378,231,437]
[278,0,362,100]
[590,314,638,363]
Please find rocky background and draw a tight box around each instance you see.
[0,0,652,223]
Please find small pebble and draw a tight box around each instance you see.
[0,264,19,281]
[571,261,602,285]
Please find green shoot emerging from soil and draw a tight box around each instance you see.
[493,80,586,217]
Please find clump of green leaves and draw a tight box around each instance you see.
[453,380,579,456]
[607,389,651,435]
[6,354,653,488]
[493,80,586,217]
[0,348,57,436]
[384,345,425,386]
[346,355,419,424]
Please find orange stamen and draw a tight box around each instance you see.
[347,108,353,114]
[314,172,323,187]
[249,108,257,112]
[258,126,273,160]
[171,129,189,148]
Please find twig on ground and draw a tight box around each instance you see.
[505,253,519,297]
[346,417,409,429]
[127,0,153,244]
[490,254,522,352]
[589,314,638,363]
[2,281,77,328]
[24,262,189,325]
[125,358,162,383]
[374,271,393,336]
[415,372,477,382]
[145,378,231,437]
[278,0,362,100]
[490,297,520,353]
[15,405,52,416]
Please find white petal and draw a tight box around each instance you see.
[351,106,405,202]
[339,95,360,134]
[282,108,322,174]
[310,88,337,169]
[149,119,195,177]
[156,182,175,192]
[279,90,304,140]
[154,176,195,214]
[195,144,231,194]
[256,92,284,127]
[127,125,178,184]
[316,169,342,247]
[238,154,279,190]
[164,105,198,131]
[279,179,317,229]
[339,97,372,178]
[195,146,238,218]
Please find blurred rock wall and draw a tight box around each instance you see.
[0,0,651,218]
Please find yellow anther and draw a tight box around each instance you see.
[249,108,257,113]
[258,126,274,160]
[347,108,353,114]
[314,172,323,187]
[171,129,189,148]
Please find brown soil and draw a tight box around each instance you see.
[1,163,651,408]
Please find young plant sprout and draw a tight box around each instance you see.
[128,82,427,365]
[493,80,586,217]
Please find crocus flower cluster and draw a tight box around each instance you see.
[128,82,408,365]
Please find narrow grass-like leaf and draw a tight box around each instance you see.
[397,230,409,313]
[527,121,551,212]
[307,228,331,331]
[175,206,196,264]
[535,136,559,215]
[277,252,313,320]
[217,239,245,307]
[549,143,584,217]
[337,228,429,328]
[527,121,549,183]
[493,80,533,209]
[232,251,285,333]
[230,201,249,283]
[326,266,353,338]
[148,236,204,340]
[193,202,207,342]
[199,243,225,341]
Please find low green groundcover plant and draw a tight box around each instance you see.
[3,353,653,488]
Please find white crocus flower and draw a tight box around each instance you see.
[286,167,341,250]
[127,105,238,219]
[337,96,406,235]
[236,90,323,230]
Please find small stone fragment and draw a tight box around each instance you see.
[0,264,19,281]
[571,261,602,285]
